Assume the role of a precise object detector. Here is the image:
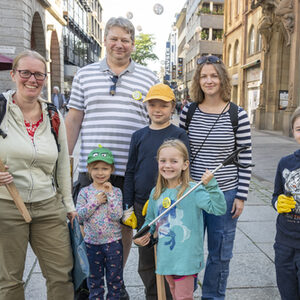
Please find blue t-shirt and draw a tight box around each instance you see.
[143,180,226,275]
[123,124,189,208]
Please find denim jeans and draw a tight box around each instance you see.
[274,242,300,300]
[86,240,123,300]
[201,188,238,300]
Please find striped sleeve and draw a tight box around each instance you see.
[235,108,252,201]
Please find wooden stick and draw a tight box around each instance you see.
[154,232,166,300]
[0,160,31,223]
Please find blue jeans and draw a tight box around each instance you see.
[274,242,300,300]
[201,188,238,300]
[86,240,123,300]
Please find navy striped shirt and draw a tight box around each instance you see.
[179,104,252,201]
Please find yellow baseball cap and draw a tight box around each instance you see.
[143,83,175,102]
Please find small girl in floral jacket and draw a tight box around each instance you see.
[76,145,123,300]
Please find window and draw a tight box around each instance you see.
[212,29,223,41]
[257,33,262,52]
[234,40,239,64]
[228,44,232,67]
[201,28,209,40]
[249,26,255,55]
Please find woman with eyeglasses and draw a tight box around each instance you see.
[179,55,252,299]
[0,50,77,300]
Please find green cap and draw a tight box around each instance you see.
[87,145,114,165]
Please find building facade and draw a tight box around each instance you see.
[224,0,300,136]
[0,0,102,99]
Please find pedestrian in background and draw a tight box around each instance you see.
[0,50,76,300]
[123,83,189,299]
[272,107,300,300]
[65,16,159,299]
[76,145,123,300]
[134,139,226,300]
[51,85,67,115]
[179,55,252,299]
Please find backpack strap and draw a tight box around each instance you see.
[0,94,7,138]
[228,102,239,135]
[46,102,61,152]
[185,102,197,133]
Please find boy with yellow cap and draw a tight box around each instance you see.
[122,83,189,299]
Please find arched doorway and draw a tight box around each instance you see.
[50,31,61,92]
[31,13,46,57]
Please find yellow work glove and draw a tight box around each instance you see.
[277,194,296,213]
[122,207,137,229]
[142,200,149,216]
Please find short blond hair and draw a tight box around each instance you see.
[12,50,47,73]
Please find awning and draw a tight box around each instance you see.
[0,54,13,71]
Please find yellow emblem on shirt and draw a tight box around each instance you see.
[162,197,171,208]
[132,90,143,101]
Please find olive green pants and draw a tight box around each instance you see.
[0,196,74,300]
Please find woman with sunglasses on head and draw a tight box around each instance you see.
[179,55,252,300]
[0,50,77,300]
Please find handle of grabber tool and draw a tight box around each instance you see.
[0,160,32,223]
[133,146,251,240]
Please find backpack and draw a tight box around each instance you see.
[185,101,239,135]
[0,93,61,152]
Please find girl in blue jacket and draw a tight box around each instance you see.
[134,139,226,299]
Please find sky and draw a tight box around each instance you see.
[100,0,187,73]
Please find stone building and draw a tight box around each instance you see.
[224,0,300,136]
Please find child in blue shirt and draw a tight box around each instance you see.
[76,145,123,300]
[122,83,189,299]
[272,107,300,300]
[134,139,226,299]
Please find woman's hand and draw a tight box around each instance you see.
[67,211,78,228]
[0,165,13,186]
[133,232,151,247]
[231,199,244,218]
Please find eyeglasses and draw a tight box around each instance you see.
[110,75,118,96]
[197,55,222,65]
[15,69,47,81]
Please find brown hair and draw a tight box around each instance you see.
[153,139,192,200]
[291,107,300,129]
[190,60,231,104]
[12,50,47,73]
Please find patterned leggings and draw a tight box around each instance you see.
[86,240,123,300]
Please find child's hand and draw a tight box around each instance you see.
[96,191,107,205]
[133,232,151,247]
[202,169,214,185]
[103,182,113,193]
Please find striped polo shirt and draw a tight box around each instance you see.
[68,58,159,175]
[179,103,252,201]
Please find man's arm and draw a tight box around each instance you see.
[65,108,84,155]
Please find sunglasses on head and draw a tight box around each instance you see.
[109,75,118,96]
[197,55,222,65]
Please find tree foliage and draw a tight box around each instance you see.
[131,33,159,66]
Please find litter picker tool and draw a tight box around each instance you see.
[134,146,253,239]
[0,159,32,223]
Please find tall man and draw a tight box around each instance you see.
[65,17,159,299]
